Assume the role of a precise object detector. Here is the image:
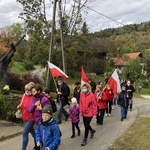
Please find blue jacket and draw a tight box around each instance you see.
[36,117,61,150]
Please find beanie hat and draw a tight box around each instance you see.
[42,105,53,115]
[71,97,77,104]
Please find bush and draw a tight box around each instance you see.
[7,71,22,91]
[7,71,43,91]
[0,94,6,119]
[23,61,35,71]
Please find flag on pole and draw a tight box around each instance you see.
[48,61,68,81]
[107,69,121,98]
[81,65,89,85]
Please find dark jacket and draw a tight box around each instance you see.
[125,85,135,97]
[73,87,81,103]
[57,82,70,106]
[117,91,131,107]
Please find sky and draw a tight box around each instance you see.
[0,0,150,33]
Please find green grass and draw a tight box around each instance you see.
[10,62,27,75]
[108,117,150,150]
[139,88,150,95]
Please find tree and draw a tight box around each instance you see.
[81,22,89,35]
[143,49,150,86]
[123,58,142,82]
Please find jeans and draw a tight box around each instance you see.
[83,116,93,139]
[120,106,128,119]
[57,101,69,122]
[129,98,133,110]
[22,120,36,150]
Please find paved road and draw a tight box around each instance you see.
[0,97,150,150]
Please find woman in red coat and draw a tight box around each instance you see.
[17,82,39,150]
[79,83,97,146]
[95,85,107,125]
[104,85,114,116]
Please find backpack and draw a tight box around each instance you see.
[49,98,57,113]
[51,124,62,137]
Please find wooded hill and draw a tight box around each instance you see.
[90,21,150,58]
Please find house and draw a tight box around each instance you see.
[112,52,143,73]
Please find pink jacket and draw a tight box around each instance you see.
[79,92,97,117]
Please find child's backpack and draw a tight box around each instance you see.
[51,124,62,137]
[50,98,57,113]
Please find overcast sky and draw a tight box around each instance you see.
[0,0,150,33]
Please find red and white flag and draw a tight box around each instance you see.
[81,65,89,85]
[107,69,121,98]
[48,61,68,81]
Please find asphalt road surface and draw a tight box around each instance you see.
[0,97,150,150]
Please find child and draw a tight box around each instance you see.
[69,97,80,138]
[36,105,61,150]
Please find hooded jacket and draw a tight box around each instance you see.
[28,93,50,126]
[21,94,34,121]
[79,92,97,117]
[36,117,61,150]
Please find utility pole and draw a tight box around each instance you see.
[58,0,66,73]
[46,0,57,89]
[46,0,66,89]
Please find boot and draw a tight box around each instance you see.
[90,129,96,139]
[81,138,87,146]
[71,135,75,138]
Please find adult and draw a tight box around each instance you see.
[56,76,70,124]
[105,85,114,116]
[17,83,37,150]
[95,85,107,125]
[28,84,50,126]
[79,83,97,146]
[73,81,81,104]
[89,78,96,93]
[117,86,131,121]
[125,80,135,111]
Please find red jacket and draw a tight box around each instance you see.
[102,88,114,101]
[95,92,107,109]
[21,94,34,121]
[79,92,97,117]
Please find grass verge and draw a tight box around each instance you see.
[108,117,150,150]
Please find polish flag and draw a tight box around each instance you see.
[107,69,121,98]
[81,65,89,85]
[48,61,68,81]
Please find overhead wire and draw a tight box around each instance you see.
[86,6,125,26]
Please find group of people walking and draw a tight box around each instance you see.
[17,76,135,150]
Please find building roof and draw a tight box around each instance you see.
[112,57,128,66]
[112,52,142,66]
[125,52,142,58]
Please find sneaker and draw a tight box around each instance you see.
[105,113,108,117]
[121,118,123,121]
[71,135,75,138]
[81,138,87,146]
[108,114,111,116]
[90,130,96,139]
